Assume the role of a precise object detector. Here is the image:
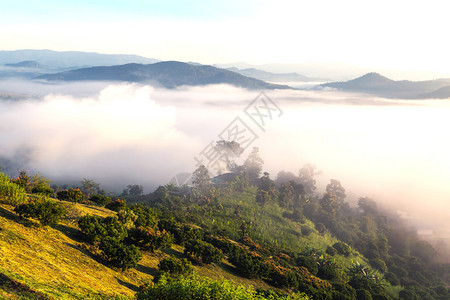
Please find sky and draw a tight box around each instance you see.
[2,0,450,77]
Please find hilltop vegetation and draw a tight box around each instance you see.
[0,152,449,300]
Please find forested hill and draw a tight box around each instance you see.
[0,155,449,299]
[36,61,292,90]
[318,72,450,99]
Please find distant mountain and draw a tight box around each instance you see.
[226,67,324,82]
[319,72,450,99]
[0,49,159,69]
[36,61,292,90]
[5,60,40,68]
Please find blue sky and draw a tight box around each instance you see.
[2,0,450,77]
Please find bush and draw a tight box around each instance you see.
[136,273,310,300]
[301,226,313,236]
[31,185,54,197]
[99,236,142,270]
[14,198,66,225]
[332,242,351,257]
[325,246,337,256]
[184,239,224,265]
[131,205,158,228]
[296,255,318,276]
[383,272,400,286]
[229,247,270,279]
[369,259,387,273]
[90,194,111,206]
[128,226,173,252]
[105,199,127,211]
[57,188,84,203]
[158,256,193,275]
[0,172,27,205]
[158,219,203,245]
[78,215,127,244]
[356,289,372,300]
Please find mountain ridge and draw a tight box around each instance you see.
[36,61,293,90]
[319,72,450,99]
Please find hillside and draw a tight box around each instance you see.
[0,167,448,299]
[35,61,292,90]
[319,72,450,99]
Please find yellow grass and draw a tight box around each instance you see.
[0,201,276,299]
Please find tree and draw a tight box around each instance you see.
[192,165,211,192]
[30,173,54,197]
[278,181,295,208]
[243,147,264,180]
[325,179,346,203]
[78,215,127,244]
[56,188,84,203]
[184,239,224,265]
[215,140,244,174]
[128,226,173,252]
[90,194,111,206]
[158,256,193,275]
[122,184,143,196]
[14,199,66,226]
[298,164,319,196]
[358,197,378,215]
[80,178,100,199]
[99,236,142,270]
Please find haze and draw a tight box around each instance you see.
[1,81,449,239]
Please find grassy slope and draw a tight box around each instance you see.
[0,202,151,299]
[0,200,278,299]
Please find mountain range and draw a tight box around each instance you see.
[36,61,291,90]
[319,72,450,99]
[225,67,324,82]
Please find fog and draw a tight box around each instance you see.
[1,80,449,241]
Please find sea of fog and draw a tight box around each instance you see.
[0,80,449,244]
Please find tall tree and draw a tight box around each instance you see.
[81,178,100,199]
[325,179,346,203]
[298,164,319,196]
[243,147,264,180]
[192,165,211,192]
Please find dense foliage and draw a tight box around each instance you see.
[136,273,310,300]
[14,198,66,225]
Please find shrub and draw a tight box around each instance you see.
[383,272,400,286]
[229,247,270,279]
[78,215,127,244]
[332,242,351,257]
[158,256,193,275]
[158,219,203,245]
[14,198,66,225]
[325,246,337,256]
[0,172,27,205]
[131,205,158,228]
[117,209,138,229]
[356,289,373,300]
[56,188,84,203]
[184,239,224,265]
[296,255,318,276]
[90,194,111,206]
[128,226,173,252]
[105,199,127,211]
[315,222,327,235]
[301,226,313,236]
[99,236,142,270]
[136,273,310,300]
[369,259,387,273]
[31,185,54,197]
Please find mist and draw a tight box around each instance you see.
[1,80,449,246]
